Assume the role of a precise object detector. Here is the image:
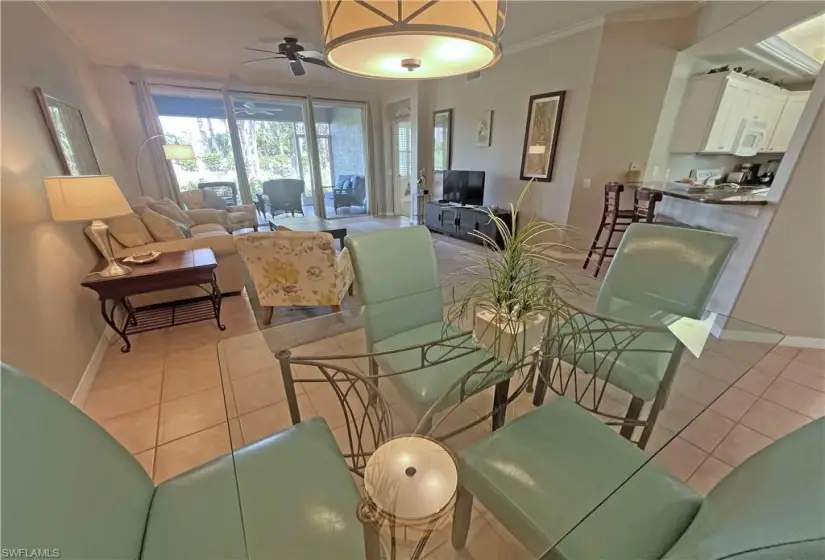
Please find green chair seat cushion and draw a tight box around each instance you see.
[664,417,825,560]
[1,365,154,560]
[233,417,365,559]
[374,321,509,417]
[459,397,701,559]
[549,313,677,401]
[141,454,247,559]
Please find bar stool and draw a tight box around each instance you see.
[633,188,663,223]
[583,182,634,277]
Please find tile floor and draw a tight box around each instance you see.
[79,217,825,558]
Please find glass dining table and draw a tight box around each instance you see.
[216,281,784,559]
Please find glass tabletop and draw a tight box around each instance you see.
[216,279,784,559]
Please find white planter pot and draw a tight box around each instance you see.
[474,309,546,362]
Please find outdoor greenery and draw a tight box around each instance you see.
[164,116,333,194]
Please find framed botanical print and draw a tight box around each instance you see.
[476,110,492,147]
[519,91,565,182]
[433,109,452,172]
[34,87,100,176]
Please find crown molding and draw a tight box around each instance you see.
[34,0,98,62]
[505,16,605,57]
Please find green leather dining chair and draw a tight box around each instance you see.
[1,364,367,560]
[452,396,825,559]
[345,226,512,432]
[534,223,737,447]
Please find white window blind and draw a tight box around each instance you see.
[397,122,411,177]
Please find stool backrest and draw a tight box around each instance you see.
[603,182,624,222]
[633,188,663,223]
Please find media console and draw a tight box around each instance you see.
[423,202,513,249]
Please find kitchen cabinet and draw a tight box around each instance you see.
[670,72,788,154]
[763,91,810,153]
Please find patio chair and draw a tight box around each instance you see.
[333,174,366,213]
[263,179,304,217]
[198,182,239,206]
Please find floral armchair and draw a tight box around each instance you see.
[236,231,354,324]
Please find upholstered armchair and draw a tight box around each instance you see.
[263,179,305,217]
[236,231,354,324]
[332,174,366,213]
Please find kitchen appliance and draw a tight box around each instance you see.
[758,159,781,185]
[732,119,769,156]
[738,163,758,184]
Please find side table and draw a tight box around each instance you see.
[81,249,225,353]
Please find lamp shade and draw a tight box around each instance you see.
[320,0,506,79]
[162,144,196,160]
[45,175,132,222]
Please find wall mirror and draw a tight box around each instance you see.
[34,87,100,175]
[433,109,453,172]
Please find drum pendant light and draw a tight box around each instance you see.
[320,0,506,79]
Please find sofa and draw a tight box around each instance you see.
[180,189,258,233]
[84,196,245,307]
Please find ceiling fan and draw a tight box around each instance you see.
[235,101,281,117]
[242,37,329,77]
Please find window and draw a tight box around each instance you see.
[397,122,411,177]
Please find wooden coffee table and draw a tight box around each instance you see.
[267,217,348,250]
[81,249,224,353]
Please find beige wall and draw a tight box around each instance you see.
[732,100,825,340]
[1,3,129,397]
[429,26,604,224]
[566,16,696,246]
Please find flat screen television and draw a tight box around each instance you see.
[442,170,485,206]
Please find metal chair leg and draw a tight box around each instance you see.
[451,484,474,549]
[491,378,511,430]
[362,518,382,560]
[620,396,644,441]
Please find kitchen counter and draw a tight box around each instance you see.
[638,182,770,205]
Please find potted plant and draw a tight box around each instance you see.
[446,181,573,363]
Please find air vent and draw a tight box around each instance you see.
[466,71,482,82]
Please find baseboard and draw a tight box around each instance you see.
[71,327,114,408]
[779,336,825,349]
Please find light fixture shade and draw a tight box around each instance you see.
[320,0,506,79]
[45,175,132,222]
[163,144,196,160]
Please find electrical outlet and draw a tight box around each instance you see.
[629,161,640,172]
[582,178,591,189]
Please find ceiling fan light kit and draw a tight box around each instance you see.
[320,0,506,79]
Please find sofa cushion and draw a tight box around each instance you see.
[129,196,157,211]
[139,208,186,242]
[460,397,701,559]
[180,190,205,209]
[150,198,196,227]
[107,212,155,247]
[191,223,230,236]
[143,417,365,560]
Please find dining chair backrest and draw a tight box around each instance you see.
[663,417,825,559]
[1,364,154,559]
[344,226,443,345]
[595,223,736,319]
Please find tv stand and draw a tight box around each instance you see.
[424,202,512,249]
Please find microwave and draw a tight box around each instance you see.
[733,119,768,156]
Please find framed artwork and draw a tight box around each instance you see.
[519,91,565,182]
[476,110,493,147]
[433,108,452,172]
[34,87,100,176]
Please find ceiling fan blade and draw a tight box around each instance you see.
[289,59,306,76]
[300,50,325,59]
[244,47,281,55]
[300,56,329,69]
[242,56,286,65]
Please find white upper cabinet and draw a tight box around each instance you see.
[669,72,804,155]
[764,91,810,153]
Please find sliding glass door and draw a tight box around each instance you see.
[311,100,370,219]
[150,86,371,221]
[153,88,240,200]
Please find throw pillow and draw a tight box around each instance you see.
[180,190,205,210]
[150,198,196,227]
[139,208,186,242]
[107,213,154,248]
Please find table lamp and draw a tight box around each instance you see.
[45,175,134,278]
